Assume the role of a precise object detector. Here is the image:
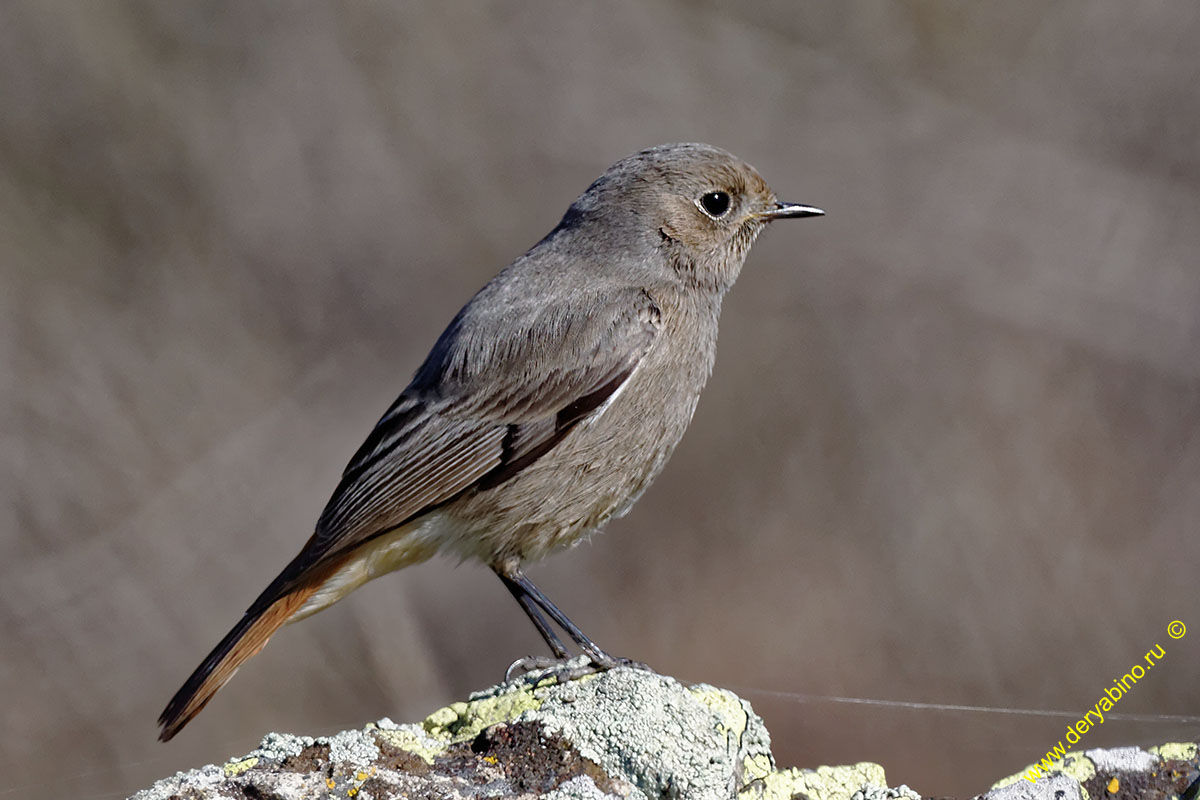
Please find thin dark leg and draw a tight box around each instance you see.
[496,569,571,660]
[493,560,616,666]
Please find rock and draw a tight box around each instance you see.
[130,663,1198,799]
[985,742,1199,800]
[132,663,904,800]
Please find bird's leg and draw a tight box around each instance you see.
[497,570,571,660]
[492,559,626,669]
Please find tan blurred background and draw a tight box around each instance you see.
[3,2,1199,797]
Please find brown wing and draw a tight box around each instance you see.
[267,286,660,599]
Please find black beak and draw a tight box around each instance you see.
[759,202,825,220]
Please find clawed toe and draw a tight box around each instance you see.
[505,655,565,682]
[609,656,653,673]
[503,652,653,685]
[583,651,652,673]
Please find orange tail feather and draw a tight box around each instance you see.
[157,583,320,741]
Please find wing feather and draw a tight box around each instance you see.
[270,286,661,594]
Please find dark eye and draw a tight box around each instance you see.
[699,191,731,218]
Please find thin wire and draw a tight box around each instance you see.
[728,684,1200,725]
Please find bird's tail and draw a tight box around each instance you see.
[157,582,321,741]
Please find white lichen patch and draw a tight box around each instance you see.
[1083,744,1159,774]
[324,727,381,767]
[743,762,890,800]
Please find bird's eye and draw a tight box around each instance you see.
[698,191,731,218]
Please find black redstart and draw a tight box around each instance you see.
[159,142,822,740]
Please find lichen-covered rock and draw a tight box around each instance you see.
[131,663,899,800]
[129,664,1199,799]
[985,742,1199,800]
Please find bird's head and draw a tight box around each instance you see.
[561,143,823,291]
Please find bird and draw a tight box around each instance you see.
[158,142,823,741]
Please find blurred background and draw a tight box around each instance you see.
[3,2,1199,797]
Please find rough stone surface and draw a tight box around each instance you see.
[985,741,1199,800]
[132,664,900,800]
[131,667,1199,800]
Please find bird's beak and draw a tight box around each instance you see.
[756,202,825,221]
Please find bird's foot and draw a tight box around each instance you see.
[504,652,653,685]
[505,655,566,682]
[583,651,654,673]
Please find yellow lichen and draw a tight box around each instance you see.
[739,763,888,800]
[688,686,748,738]
[422,702,467,736]
[375,728,447,765]
[222,756,258,777]
[1150,742,1198,762]
[421,687,545,742]
[375,684,547,764]
[742,752,774,783]
[991,751,1095,790]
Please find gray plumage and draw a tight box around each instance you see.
[159,142,822,740]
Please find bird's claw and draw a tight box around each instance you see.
[505,655,565,682]
[504,653,654,685]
